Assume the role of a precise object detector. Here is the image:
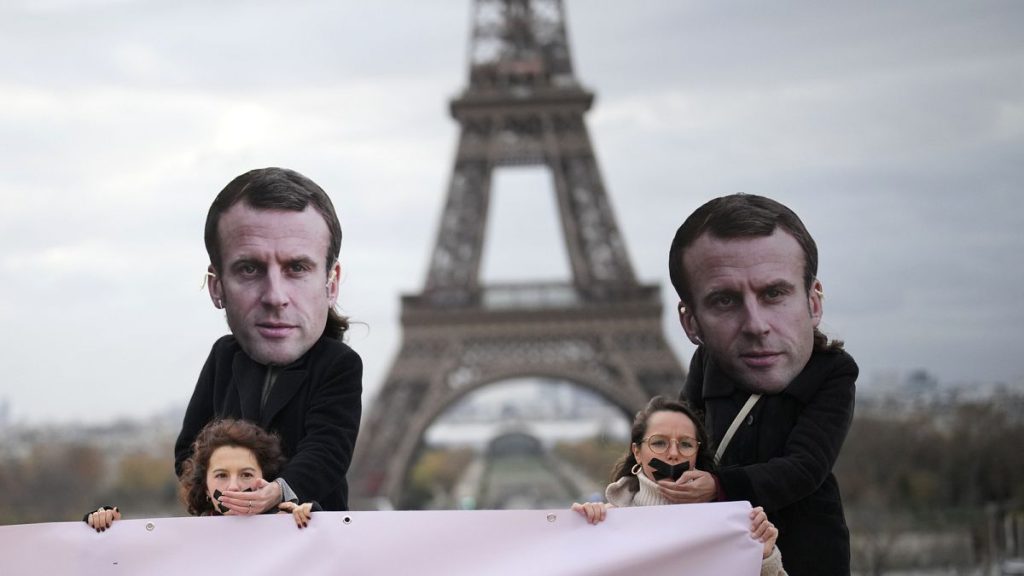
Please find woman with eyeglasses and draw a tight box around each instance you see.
[572,396,786,575]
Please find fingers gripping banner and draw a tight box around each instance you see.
[0,502,761,576]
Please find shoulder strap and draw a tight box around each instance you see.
[714,393,762,466]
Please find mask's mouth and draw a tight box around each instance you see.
[648,458,690,481]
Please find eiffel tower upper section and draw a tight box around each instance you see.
[349,0,684,507]
[418,0,651,310]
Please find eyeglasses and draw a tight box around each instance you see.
[640,435,700,456]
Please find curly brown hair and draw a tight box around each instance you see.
[179,419,286,516]
[610,396,717,492]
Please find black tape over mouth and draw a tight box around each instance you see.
[212,487,255,514]
[648,458,690,481]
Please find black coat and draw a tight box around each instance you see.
[682,346,857,576]
[175,335,362,511]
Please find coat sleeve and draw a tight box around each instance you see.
[174,340,221,478]
[278,347,362,507]
[716,354,858,512]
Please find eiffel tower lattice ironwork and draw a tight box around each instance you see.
[350,0,685,508]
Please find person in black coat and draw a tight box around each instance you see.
[665,194,857,576]
[175,167,362,513]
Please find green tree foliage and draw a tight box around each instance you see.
[0,443,104,524]
[403,447,476,509]
[838,395,1024,572]
[102,451,180,517]
[838,398,1024,514]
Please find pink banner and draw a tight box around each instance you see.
[0,502,761,575]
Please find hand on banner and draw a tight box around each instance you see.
[658,469,716,504]
[217,478,281,515]
[571,502,613,525]
[749,506,778,559]
[85,506,121,532]
[279,502,314,529]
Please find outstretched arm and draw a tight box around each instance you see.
[717,354,857,511]
[276,348,362,509]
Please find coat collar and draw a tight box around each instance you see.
[698,346,831,404]
[230,338,320,425]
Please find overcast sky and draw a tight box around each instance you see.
[1,1,1021,425]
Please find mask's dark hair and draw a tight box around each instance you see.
[204,167,348,338]
[610,396,716,491]
[668,193,841,352]
[179,419,286,516]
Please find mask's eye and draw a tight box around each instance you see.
[709,293,737,309]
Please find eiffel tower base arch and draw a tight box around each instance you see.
[350,287,684,507]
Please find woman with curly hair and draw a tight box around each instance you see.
[571,396,786,576]
[85,419,316,531]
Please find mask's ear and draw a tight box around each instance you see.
[325,260,341,306]
[678,302,704,346]
[809,279,824,327]
[207,265,224,309]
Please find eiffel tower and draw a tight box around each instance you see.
[349,0,685,508]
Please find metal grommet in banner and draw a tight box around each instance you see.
[546,513,557,523]
[145,522,155,532]
[343,515,352,525]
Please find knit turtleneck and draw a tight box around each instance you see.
[605,469,670,508]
